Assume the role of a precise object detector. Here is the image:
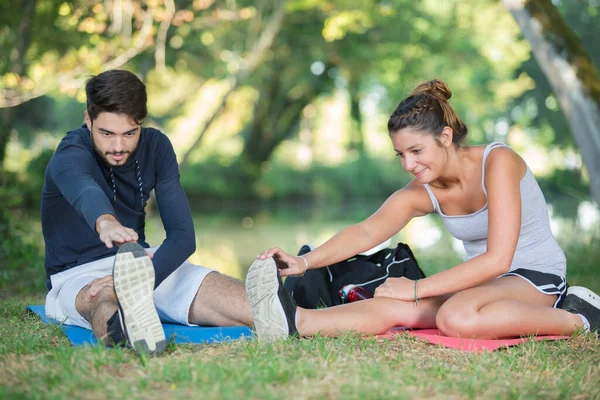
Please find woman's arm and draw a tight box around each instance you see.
[416,147,525,299]
[307,183,432,268]
[261,181,433,276]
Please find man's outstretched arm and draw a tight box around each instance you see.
[149,134,196,287]
[95,214,139,248]
[50,141,138,247]
[50,141,116,232]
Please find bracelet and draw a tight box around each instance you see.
[292,255,308,277]
[414,279,419,305]
[299,255,309,271]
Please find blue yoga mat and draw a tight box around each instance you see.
[27,305,253,346]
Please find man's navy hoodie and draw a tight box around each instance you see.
[41,125,196,290]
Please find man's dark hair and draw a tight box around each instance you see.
[85,70,148,124]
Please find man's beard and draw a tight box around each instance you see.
[90,133,134,167]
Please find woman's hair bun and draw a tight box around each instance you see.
[409,79,452,102]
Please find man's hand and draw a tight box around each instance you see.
[84,275,114,302]
[96,214,138,248]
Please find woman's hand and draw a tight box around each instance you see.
[256,247,308,277]
[374,277,417,302]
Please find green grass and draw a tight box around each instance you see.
[1,296,599,399]
[2,209,600,399]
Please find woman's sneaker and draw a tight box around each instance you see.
[561,286,600,335]
[113,242,166,356]
[245,257,298,341]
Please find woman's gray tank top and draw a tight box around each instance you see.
[423,142,566,278]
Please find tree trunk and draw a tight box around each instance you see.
[347,73,365,155]
[0,0,36,167]
[178,0,287,170]
[240,64,332,180]
[503,0,600,206]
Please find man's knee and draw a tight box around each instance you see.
[197,271,244,296]
[76,285,117,320]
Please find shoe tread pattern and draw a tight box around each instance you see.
[113,243,166,356]
[245,258,289,341]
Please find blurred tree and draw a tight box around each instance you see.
[0,0,36,167]
[178,0,287,170]
[0,0,555,204]
[0,0,201,167]
[504,0,600,206]
[179,0,530,182]
[510,0,599,148]
[231,0,530,179]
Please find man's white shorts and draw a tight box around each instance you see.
[45,247,214,330]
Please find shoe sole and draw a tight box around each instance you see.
[113,242,166,356]
[245,258,289,341]
[568,286,600,309]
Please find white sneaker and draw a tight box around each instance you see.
[562,286,600,335]
[113,242,166,355]
[245,258,298,341]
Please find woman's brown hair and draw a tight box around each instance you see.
[387,79,468,144]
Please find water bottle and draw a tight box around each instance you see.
[339,284,374,303]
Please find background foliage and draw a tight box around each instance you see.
[0,0,598,294]
[1,3,600,397]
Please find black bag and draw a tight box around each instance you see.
[284,242,426,309]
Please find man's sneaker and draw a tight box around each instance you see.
[561,286,600,334]
[106,310,127,347]
[245,257,298,341]
[113,242,166,356]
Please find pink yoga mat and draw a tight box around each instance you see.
[380,328,568,352]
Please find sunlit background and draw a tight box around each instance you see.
[1,0,599,292]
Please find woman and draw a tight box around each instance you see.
[245,79,600,341]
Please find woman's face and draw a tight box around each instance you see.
[390,128,448,182]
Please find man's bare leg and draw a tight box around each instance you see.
[188,271,253,326]
[75,285,119,345]
[77,271,253,341]
[74,242,165,354]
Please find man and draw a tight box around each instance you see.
[42,70,253,356]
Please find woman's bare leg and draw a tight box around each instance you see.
[436,276,583,339]
[296,295,450,337]
[246,257,453,340]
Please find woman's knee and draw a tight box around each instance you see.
[435,302,479,337]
